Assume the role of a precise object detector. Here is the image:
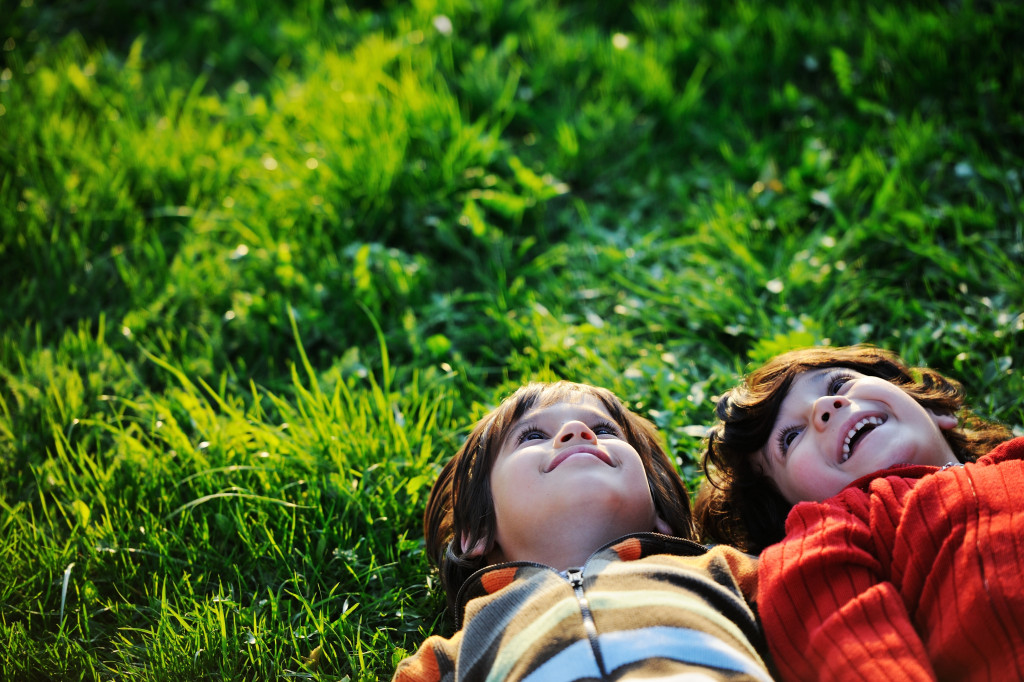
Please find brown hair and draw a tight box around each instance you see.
[424,381,694,621]
[696,345,1012,554]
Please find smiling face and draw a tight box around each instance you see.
[760,367,958,504]
[486,394,661,568]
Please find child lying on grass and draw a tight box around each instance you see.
[393,380,774,681]
[697,345,1023,681]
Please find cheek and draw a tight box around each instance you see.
[489,462,538,508]
[488,472,514,508]
[634,468,660,507]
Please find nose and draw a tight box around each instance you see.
[554,420,596,446]
[812,395,849,430]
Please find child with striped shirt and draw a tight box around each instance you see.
[393,381,774,681]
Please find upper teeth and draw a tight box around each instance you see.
[842,417,884,461]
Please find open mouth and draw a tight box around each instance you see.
[841,416,887,462]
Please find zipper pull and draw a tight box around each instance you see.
[564,567,606,675]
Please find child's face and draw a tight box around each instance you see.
[486,394,658,566]
[758,367,958,504]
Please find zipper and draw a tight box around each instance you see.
[455,534,710,629]
[566,568,606,677]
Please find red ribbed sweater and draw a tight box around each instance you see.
[759,436,1024,682]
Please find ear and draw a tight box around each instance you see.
[654,515,672,535]
[929,410,958,431]
[460,532,489,558]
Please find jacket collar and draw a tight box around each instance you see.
[453,532,707,625]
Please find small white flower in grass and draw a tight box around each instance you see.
[262,156,278,171]
[433,15,453,36]
[811,190,833,208]
[612,33,630,50]
[766,278,784,294]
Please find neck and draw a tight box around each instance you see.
[491,519,644,571]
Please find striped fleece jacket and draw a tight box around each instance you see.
[759,436,1024,681]
[392,533,774,681]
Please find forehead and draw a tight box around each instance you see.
[780,366,864,401]
[518,392,612,423]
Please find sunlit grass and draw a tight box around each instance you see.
[2,0,1023,678]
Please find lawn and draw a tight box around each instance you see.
[2,0,1023,679]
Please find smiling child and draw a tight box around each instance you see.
[696,345,1024,681]
[393,381,774,682]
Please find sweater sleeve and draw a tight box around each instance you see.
[758,492,937,682]
[391,633,458,682]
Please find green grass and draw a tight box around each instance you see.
[2,0,1023,679]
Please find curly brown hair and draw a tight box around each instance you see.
[424,381,695,622]
[695,345,1012,554]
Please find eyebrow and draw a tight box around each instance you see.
[803,368,835,385]
[786,368,840,401]
[519,401,613,422]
